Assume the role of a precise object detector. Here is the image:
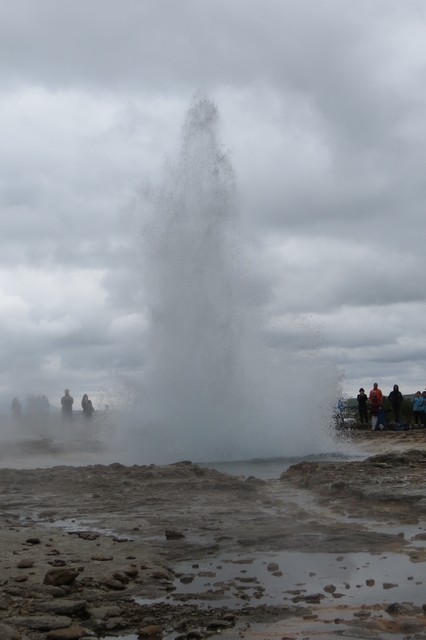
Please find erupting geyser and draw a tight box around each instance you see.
[125,96,341,464]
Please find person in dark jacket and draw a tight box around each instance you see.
[388,384,403,423]
[61,389,74,420]
[357,388,368,424]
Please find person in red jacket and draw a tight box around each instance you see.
[369,383,383,430]
[369,382,383,403]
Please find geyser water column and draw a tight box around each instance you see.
[134,96,341,463]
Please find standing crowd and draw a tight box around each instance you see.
[357,383,426,430]
[11,390,95,420]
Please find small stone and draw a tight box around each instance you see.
[123,566,138,579]
[37,600,88,616]
[165,529,185,540]
[44,568,79,586]
[48,559,67,567]
[46,626,91,639]
[112,572,129,584]
[17,558,34,569]
[77,532,99,540]
[87,605,122,620]
[12,574,28,582]
[383,582,398,589]
[105,617,127,630]
[324,584,336,593]
[138,624,163,637]
[104,578,126,590]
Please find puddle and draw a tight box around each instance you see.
[147,549,426,609]
[105,548,426,639]
[216,617,411,640]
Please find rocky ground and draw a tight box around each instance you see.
[1,430,426,639]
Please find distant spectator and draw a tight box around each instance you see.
[61,389,74,419]
[369,383,383,431]
[81,394,94,418]
[422,391,426,427]
[412,391,423,426]
[369,383,383,404]
[388,384,403,424]
[11,397,22,417]
[357,388,368,424]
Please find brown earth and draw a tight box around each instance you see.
[1,429,426,639]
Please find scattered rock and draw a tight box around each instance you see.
[383,582,398,589]
[44,568,79,586]
[165,530,185,540]
[123,566,139,578]
[103,578,126,590]
[323,584,336,593]
[6,614,72,631]
[386,602,423,616]
[112,571,130,584]
[46,626,92,640]
[87,605,122,620]
[37,599,88,616]
[16,558,34,569]
[138,624,163,637]
[77,532,99,540]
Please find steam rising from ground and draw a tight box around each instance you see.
[118,96,342,464]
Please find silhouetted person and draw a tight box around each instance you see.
[81,394,94,418]
[61,389,73,419]
[357,388,368,424]
[11,397,22,418]
[388,384,403,424]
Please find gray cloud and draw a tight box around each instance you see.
[0,0,425,413]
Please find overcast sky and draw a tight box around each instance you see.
[1,0,426,412]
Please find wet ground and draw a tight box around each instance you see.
[0,429,426,638]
